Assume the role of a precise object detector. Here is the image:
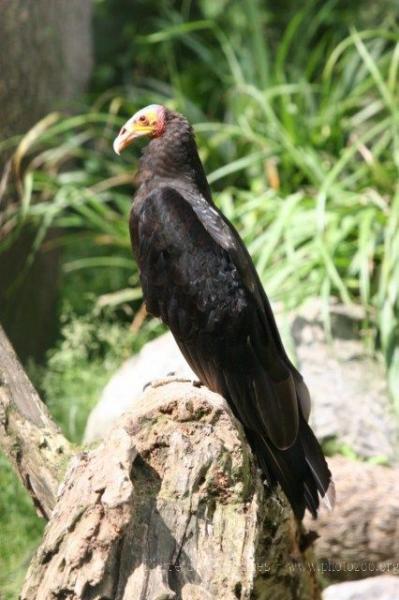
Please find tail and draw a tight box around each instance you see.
[247,416,335,519]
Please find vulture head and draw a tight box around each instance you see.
[113,104,166,155]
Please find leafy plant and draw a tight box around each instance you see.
[28,309,164,442]
[2,11,398,401]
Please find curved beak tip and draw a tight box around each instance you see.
[113,138,121,155]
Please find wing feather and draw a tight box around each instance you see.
[132,186,300,449]
[130,185,332,516]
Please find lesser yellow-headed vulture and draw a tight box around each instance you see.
[113,104,334,518]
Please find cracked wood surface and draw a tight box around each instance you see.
[21,379,321,600]
[0,325,72,518]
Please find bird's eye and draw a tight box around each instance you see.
[139,115,147,123]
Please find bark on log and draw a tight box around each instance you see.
[305,456,399,581]
[0,325,72,518]
[21,379,321,600]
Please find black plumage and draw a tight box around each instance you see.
[127,108,334,519]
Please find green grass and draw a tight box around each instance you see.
[2,18,398,399]
[0,456,44,599]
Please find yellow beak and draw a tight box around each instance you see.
[113,121,153,155]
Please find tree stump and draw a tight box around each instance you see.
[18,378,319,599]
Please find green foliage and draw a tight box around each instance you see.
[2,6,398,401]
[322,437,390,465]
[29,309,163,442]
[0,455,43,600]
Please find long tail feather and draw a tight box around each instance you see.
[247,417,333,519]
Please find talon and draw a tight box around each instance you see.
[143,381,152,391]
[167,371,176,377]
[192,380,203,388]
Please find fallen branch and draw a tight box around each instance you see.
[0,325,72,518]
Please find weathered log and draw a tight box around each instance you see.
[85,329,399,580]
[21,379,321,600]
[0,325,72,518]
[305,456,399,581]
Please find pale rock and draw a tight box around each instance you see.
[323,576,399,600]
[85,300,399,465]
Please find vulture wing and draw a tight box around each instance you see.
[130,185,332,517]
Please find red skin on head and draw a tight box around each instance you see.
[113,104,167,155]
[131,104,166,138]
[153,105,166,137]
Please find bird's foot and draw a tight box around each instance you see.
[164,376,203,388]
[143,375,203,391]
[142,380,153,392]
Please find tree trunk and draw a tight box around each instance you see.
[0,325,73,518]
[0,0,92,142]
[0,0,92,362]
[0,326,320,599]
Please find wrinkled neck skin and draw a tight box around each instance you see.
[136,113,212,202]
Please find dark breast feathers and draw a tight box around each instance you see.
[133,188,249,337]
[130,185,333,518]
